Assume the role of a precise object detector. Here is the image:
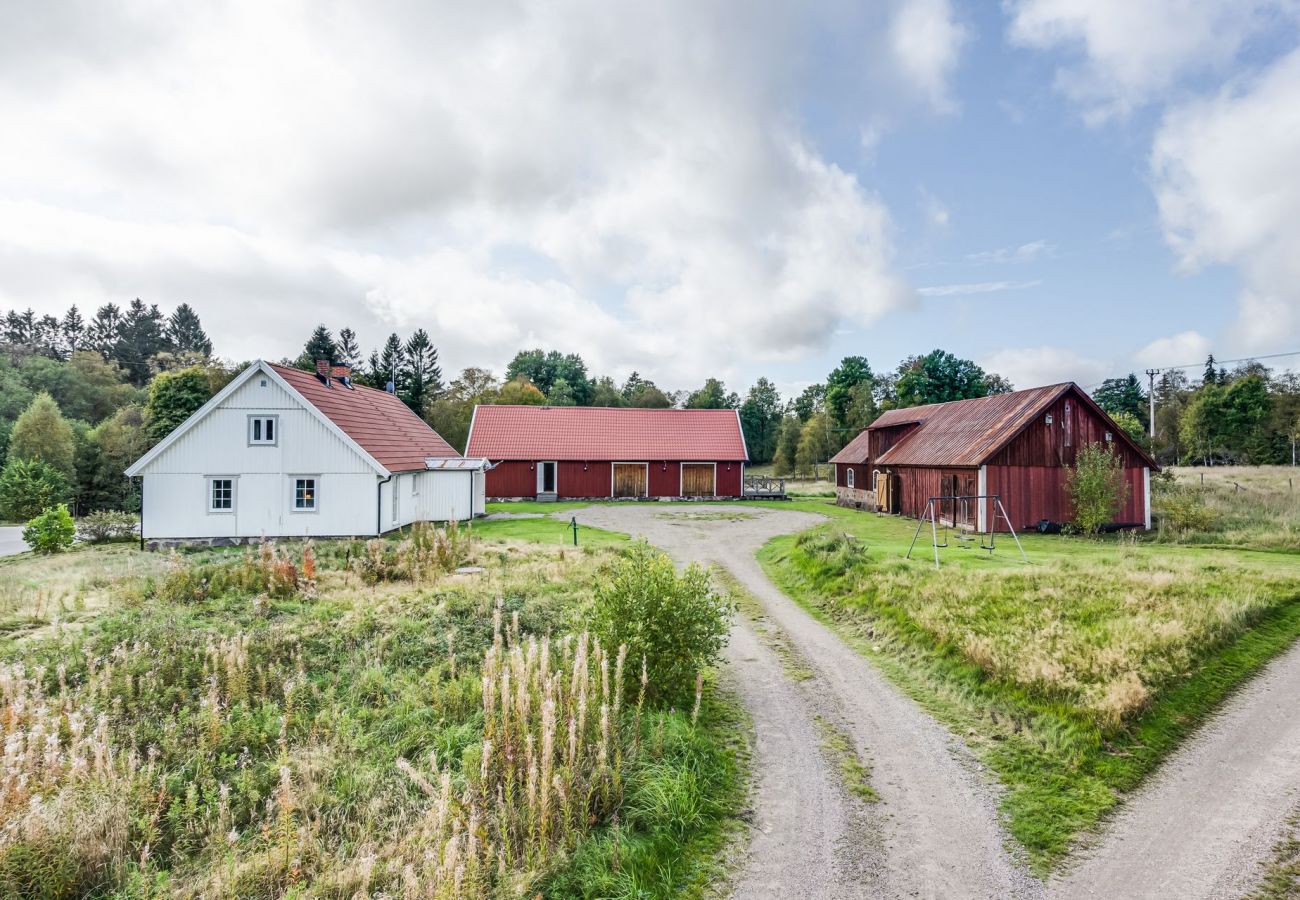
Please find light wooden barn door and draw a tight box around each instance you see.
[681,464,715,497]
[613,464,647,498]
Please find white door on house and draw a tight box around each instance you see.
[537,461,557,495]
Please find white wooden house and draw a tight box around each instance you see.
[126,360,486,546]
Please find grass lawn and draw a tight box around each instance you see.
[756,498,1300,870]
[0,525,745,898]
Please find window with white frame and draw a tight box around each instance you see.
[249,415,278,445]
[846,466,855,489]
[210,478,234,512]
[293,477,318,511]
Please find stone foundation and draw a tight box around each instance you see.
[836,487,876,510]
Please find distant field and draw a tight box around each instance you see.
[757,498,1300,868]
[1158,465,1300,551]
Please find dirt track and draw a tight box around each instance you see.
[571,504,1041,899]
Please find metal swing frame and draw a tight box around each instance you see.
[905,494,1028,570]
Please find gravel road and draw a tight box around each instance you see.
[0,526,28,557]
[1053,634,1300,899]
[571,504,1041,899]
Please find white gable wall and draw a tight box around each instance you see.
[137,373,381,539]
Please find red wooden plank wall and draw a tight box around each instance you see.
[836,463,870,488]
[716,463,742,497]
[648,462,681,497]
[485,461,536,498]
[558,462,612,498]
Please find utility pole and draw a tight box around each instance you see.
[1145,369,1160,439]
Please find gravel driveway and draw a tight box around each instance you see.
[571,504,1041,899]
[0,526,28,557]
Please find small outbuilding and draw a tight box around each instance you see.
[466,405,749,500]
[830,382,1157,531]
[126,360,486,546]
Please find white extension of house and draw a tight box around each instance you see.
[125,360,485,545]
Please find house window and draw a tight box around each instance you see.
[293,477,317,511]
[249,415,278,445]
[846,467,855,489]
[210,478,234,512]
[1063,401,1073,447]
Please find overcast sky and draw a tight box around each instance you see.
[2,0,1299,397]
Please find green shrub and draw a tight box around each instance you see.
[76,509,139,543]
[591,543,734,705]
[1066,443,1130,533]
[1157,488,1218,534]
[22,504,76,554]
[0,458,70,522]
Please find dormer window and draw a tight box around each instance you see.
[249,415,278,445]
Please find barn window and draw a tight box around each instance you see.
[209,478,234,512]
[293,477,317,511]
[1063,401,1072,447]
[846,467,855,489]
[249,415,278,446]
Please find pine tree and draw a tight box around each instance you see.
[114,299,172,386]
[166,303,213,356]
[298,325,339,370]
[336,328,362,368]
[3,309,35,345]
[371,334,404,391]
[32,315,62,359]
[61,306,86,355]
[1203,355,1218,387]
[398,329,443,413]
[88,304,122,357]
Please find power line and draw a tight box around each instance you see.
[1082,349,1300,393]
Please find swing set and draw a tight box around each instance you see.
[905,494,1028,570]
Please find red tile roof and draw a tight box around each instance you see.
[466,405,749,461]
[269,363,458,472]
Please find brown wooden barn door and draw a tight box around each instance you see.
[958,473,977,527]
[613,464,647,498]
[681,464,715,497]
[940,473,956,522]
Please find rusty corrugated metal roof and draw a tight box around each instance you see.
[270,363,459,472]
[873,383,1072,467]
[829,428,872,465]
[466,405,749,461]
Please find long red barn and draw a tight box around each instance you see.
[830,382,1157,531]
[466,405,749,500]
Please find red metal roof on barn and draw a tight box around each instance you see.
[466,405,749,461]
[872,384,1071,467]
[828,428,872,465]
[269,363,458,472]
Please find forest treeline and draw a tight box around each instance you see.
[0,300,1296,520]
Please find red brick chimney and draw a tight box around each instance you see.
[315,359,330,377]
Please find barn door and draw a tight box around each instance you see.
[940,474,957,523]
[681,464,715,497]
[958,474,977,528]
[613,464,647,498]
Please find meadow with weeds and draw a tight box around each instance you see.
[757,499,1300,868]
[1154,465,1300,551]
[0,522,745,898]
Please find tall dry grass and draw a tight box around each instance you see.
[1157,466,1300,550]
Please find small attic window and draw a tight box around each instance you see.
[249,415,278,446]
[260,378,268,387]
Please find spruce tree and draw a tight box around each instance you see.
[61,306,86,354]
[336,328,362,368]
[88,304,122,357]
[167,303,213,356]
[299,325,339,370]
[398,329,442,413]
[371,333,404,391]
[114,299,172,385]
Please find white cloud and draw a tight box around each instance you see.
[920,189,951,230]
[918,279,1041,296]
[1134,330,1212,367]
[1005,0,1296,121]
[964,240,1053,264]
[1152,48,1300,352]
[0,1,921,387]
[981,345,1110,389]
[890,0,969,113]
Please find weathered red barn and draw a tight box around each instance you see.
[830,383,1157,531]
[466,405,749,500]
